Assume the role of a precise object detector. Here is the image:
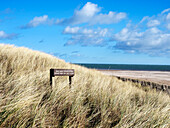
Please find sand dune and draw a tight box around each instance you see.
[0,44,169,127]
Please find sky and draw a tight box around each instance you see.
[0,0,170,65]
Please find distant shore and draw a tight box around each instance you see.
[98,70,170,86]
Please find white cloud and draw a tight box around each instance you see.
[147,20,160,27]
[53,51,81,61]
[161,8,170,14]
[29,15,48,27]
[166,13,170,20]
[139,9,170,30]
[57,2,126,25]
[82,28,93,34]
[0,31,18,39]
[0,31,7,38]
[167,23,170,30]
[76,2,100,17]
[21,15,48,29]
[139,16,149,23]
[63,26,80,34]
[90,11,127,24]
[63,26,109,46]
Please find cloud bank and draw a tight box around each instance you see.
[19,2,170,57]
[111,8,170,56]
[113,27,170,56]
[63,26,109,46]
[21,2,127,28]
[61,6,170,58]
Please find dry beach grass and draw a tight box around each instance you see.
[0,44,170,127]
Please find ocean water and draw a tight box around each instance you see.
[75,63,170,71]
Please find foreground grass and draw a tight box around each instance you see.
[0,44,169,128]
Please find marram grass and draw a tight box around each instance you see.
[0,44,169,128]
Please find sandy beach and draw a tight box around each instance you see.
[99,70,170,86]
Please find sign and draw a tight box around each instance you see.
[50,69,75,87]
[53,69,74,76]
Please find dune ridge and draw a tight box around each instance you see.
[0,44,169,127]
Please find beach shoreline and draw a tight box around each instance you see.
[98,70,170,86]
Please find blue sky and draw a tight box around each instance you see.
[0,0,170,64]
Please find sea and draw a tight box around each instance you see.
[75,63,170,71]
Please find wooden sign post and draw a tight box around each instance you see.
[50,69,74,88]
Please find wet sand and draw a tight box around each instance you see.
[98,70,170,86]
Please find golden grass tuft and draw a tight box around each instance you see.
[0,44,169,128]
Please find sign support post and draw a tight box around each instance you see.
[50,69,54,86]
[69,76,72,88]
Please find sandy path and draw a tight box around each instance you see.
[99,70,170,86]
